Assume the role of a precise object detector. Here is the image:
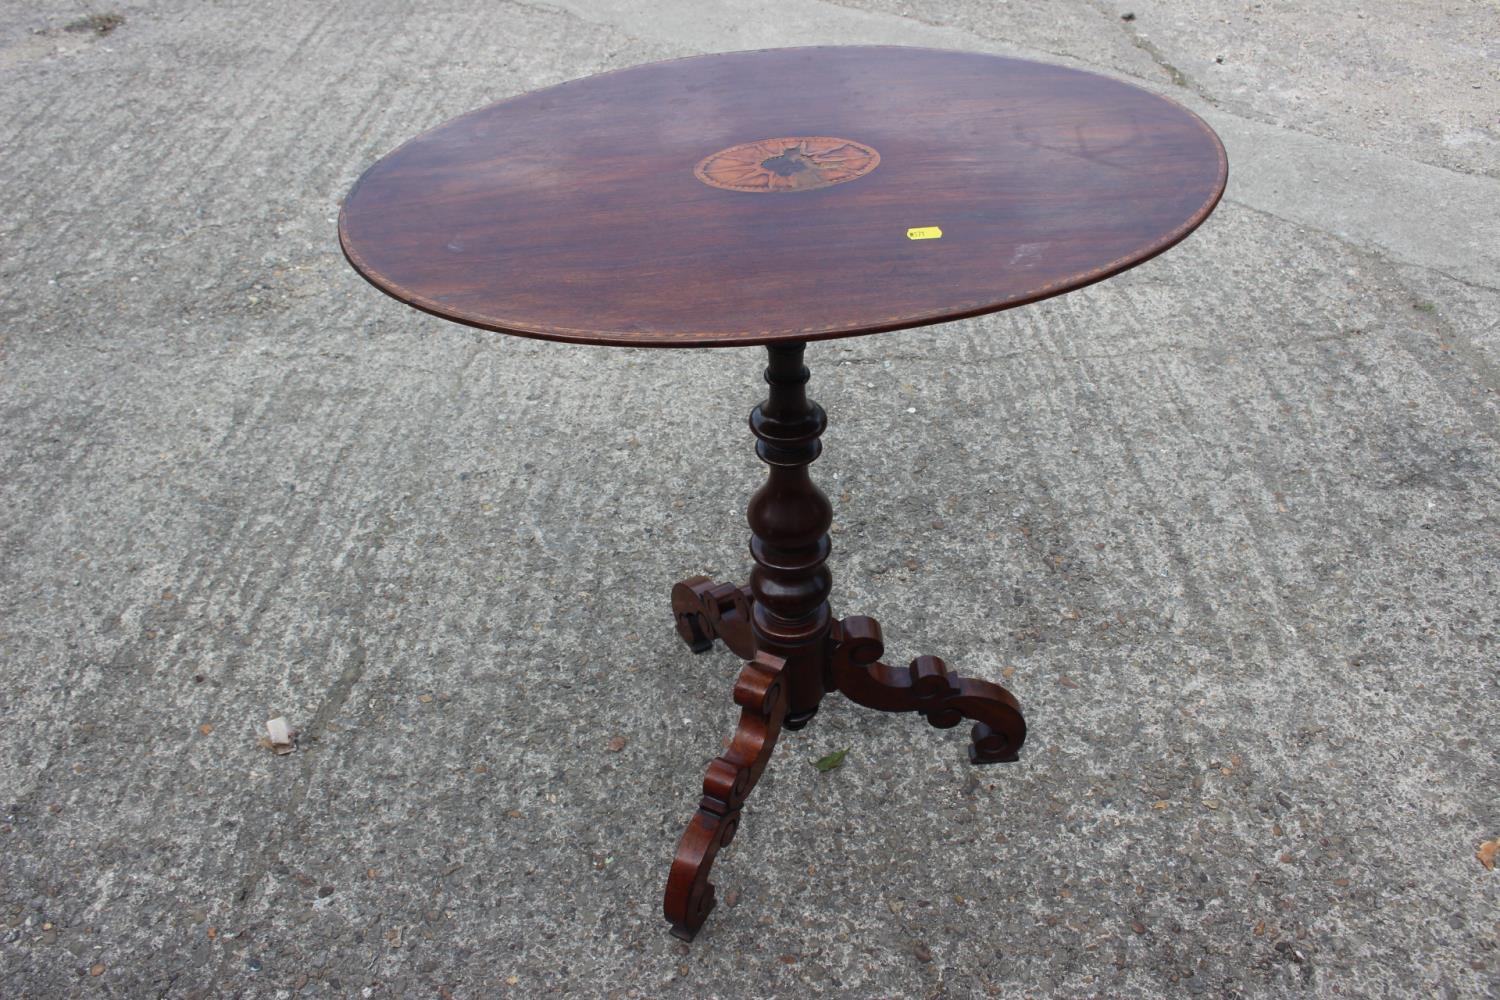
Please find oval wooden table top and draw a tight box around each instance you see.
[339,46,1227,348]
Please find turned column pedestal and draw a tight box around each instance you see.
[664,343,1027,941]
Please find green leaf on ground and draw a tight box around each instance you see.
[812,747,849,773]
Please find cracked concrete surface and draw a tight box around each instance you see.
[1,1,1497,998]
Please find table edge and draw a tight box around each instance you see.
[338,45,1230,349]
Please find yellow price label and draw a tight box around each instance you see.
[906,226,943,240]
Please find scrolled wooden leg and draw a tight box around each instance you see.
[672,575,756,659]
[664,651,788,941]
[829,616,1026,765]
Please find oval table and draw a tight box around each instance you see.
[339,46,1227,941]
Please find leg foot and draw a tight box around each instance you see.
[664,651,788,941]
[672,576,756,659]
[829,616,1026,764]
[782,707,819,731]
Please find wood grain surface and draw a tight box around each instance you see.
[339,46,1227,348]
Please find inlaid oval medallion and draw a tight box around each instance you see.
[695,136,881,193]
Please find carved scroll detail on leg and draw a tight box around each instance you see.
[672,576,756,659]
[829,616,1026,765]
[664,651,788,941]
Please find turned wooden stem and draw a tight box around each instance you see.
[747,342,833,728]
[663,344,1029,941]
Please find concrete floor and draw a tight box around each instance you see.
[1,1,1497,997]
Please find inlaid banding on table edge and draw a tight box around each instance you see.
[695,136,881,193]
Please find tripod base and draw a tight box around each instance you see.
[661,342,1027,941]
[663,575,1026,941]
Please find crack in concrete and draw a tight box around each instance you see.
[1086,0,1199,93]
[1222,196,1500,296]
[816,0,1117,71]
[1060,329,1368,363]
[1395,262,1500,299]
[1214,200,1500,431]
[833,328,1384,369]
